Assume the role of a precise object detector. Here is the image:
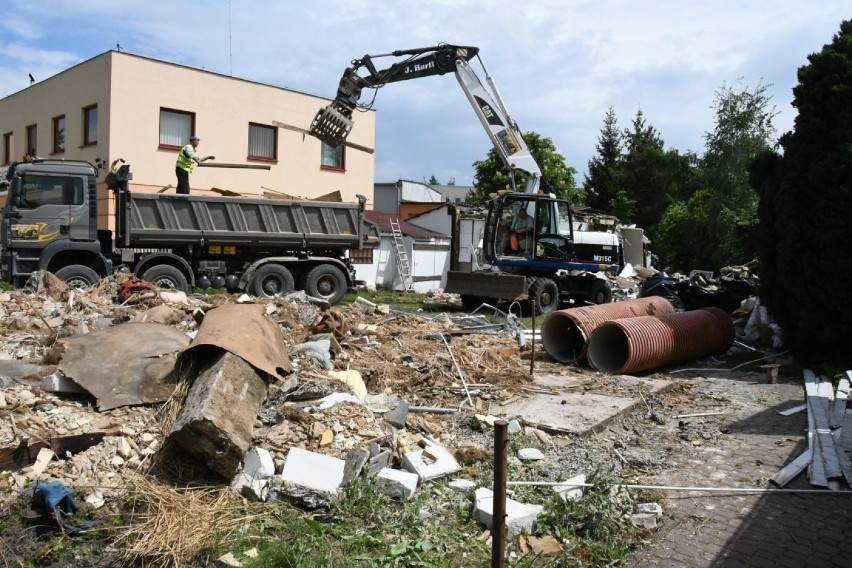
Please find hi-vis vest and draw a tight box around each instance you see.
[176,144,197,173]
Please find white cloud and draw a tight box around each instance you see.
[1,0,848,183]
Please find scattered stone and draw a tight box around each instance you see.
[554,473,586,501]
[341,447,371,486]
[473,488,545,538]
[518,448,545,461]
[403,437,461,481]
[383,401,409,429]
[636,502,663,516]
[528,535,563,556]
[630,512,659,529]
[375,467,419,499]
[448,478,477,492]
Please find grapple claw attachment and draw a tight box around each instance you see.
[309,106,353,148]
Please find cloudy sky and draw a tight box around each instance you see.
[1,1,847,186]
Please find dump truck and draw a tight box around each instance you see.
[0,158,378,304]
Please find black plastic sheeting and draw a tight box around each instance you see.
[638,271,758,314]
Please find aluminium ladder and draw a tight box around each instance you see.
[390,219,414,291]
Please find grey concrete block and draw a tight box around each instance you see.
[383,401,409,429]
[402,437,461,481]
[375,467,419,499]
[473,487,544,537]
[167,350,268,478]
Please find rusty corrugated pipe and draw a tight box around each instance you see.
[586,307,735,375]
[541,296,676,364]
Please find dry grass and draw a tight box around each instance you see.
[113,476,261,568]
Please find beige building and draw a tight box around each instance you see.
[0,50,376,228]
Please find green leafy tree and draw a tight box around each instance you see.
[584,107,623,211]
[468,131,581,203]
[426,174,440,185]
[700,79,778,265]
[754,20,852,365]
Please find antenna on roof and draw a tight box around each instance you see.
[228,0,233,75]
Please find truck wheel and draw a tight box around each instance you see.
[55,265,100,289]
[589,279,613,305]
[141,265,188,291]
[530,277,560,315]
[304,264,347,305]
[251,264,295,298]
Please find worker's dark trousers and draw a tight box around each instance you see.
[175,167,190,195]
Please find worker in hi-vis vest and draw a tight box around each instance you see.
[175,135,214,194]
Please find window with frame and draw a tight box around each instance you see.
[159,108,194,148]
[26,124,37,157]
[348,248,374,264]
[248,123,276,160]
[20,175,84,209]
[52,115,65,154]
[3,132,11,165]
[83,105,98,145]
[321,142,345,170]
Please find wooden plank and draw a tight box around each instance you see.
[156,184,173,194]
[210,187,242,197]
[272,120,375,154]
[197,162,271,170]
[770,451,811,487]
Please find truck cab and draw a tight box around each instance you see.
[2,160,109,287]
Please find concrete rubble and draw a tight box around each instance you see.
[0,266,801,557]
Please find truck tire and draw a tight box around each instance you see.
[55,265,100,289]
[304,264,347,305]
[251,264,295,298]
[141,265,188,291]
[589,279,613,305]
[529,277,560,315]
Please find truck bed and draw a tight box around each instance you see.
[120,192,372,250]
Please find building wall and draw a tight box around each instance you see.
[0,52,111,165]
[1,51,377,229]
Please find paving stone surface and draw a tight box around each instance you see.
[622,370,852,568]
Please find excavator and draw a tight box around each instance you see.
[309,44,618,313]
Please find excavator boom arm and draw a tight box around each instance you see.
[309,43,541,193]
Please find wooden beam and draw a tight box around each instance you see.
[156,184,173,194]
[198,163,271,170]
[210,187,242,197]
[272,120,375,154]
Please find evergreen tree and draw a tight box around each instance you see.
[613,109,696,239]
[584,107,623,211]
[755,20,852,365]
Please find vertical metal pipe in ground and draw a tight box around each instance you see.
[586,307,735,375]
[492,419,508,568]
[541,296,676,364]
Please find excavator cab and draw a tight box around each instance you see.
[484,193,575,265]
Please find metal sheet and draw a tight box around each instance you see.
[181,303,291,380]
[58,323,191,411]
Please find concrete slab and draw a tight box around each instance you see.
[280,447,345,494]
[494,373,671,435]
